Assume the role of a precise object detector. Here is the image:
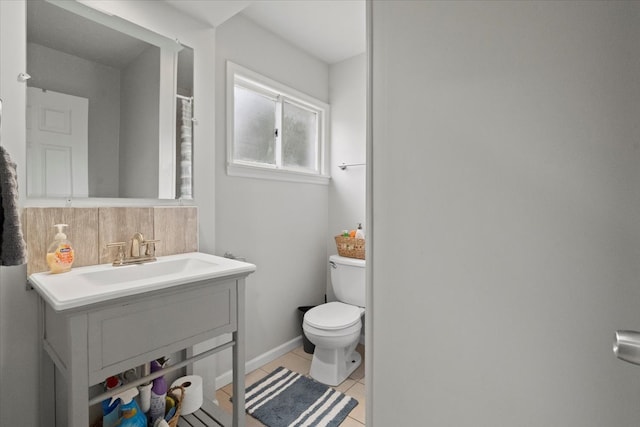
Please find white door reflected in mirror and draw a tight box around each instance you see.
[26,87,88,198]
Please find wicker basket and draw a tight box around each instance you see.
[335,235,365,260]
[166,385,185,427]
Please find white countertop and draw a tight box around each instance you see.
[28,252,256,311]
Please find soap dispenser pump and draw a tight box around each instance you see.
[46,224,74,274]
[111,387,147,427]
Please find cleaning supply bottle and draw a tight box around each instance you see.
[101,376,121,427]
[149,359,167,424]
[111,387,147,427]
[46,224,74,273]
[355,223,365,240]
[138,382,152,417]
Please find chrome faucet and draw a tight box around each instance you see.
[106,232,160,266]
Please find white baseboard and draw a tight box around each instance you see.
[215,332,365,388]
[215,335,303,388]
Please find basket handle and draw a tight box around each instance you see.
[168,384,186,399]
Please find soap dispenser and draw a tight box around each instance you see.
[46,224,74,274]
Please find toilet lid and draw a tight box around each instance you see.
[304,302,362,330]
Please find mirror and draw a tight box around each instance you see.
[26,0,194,200]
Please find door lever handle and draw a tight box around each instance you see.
[614,330,640,365]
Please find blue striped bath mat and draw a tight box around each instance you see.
[245,366,358,427]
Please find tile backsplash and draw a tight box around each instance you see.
[22,206,197,275]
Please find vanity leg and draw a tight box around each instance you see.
[67,315,90,427]
[38,298,56,427]
[232,278,246,427]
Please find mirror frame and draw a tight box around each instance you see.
[26,0,190,203]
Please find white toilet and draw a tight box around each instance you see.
[303,255,365,386]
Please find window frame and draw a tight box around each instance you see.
[226,61,330,185]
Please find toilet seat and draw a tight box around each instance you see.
[304,302,362,330]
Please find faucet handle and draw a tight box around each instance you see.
[106,241,127,265]
[143,239,160,257]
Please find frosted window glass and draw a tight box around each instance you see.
[234,86,276,165]
[282,101,317,172]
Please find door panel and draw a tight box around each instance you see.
[26,87,88,198]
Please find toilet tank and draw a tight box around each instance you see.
[329,255,366,307]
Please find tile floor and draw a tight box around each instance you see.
[215,344,366,426]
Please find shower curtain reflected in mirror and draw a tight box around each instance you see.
[178,96,193,199]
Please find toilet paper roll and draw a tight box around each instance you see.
[170,375,203,415]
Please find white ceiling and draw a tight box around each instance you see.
[163,0,252,27]
[164,0,366,64]
[28,1,365,68]
[27,0,151,69]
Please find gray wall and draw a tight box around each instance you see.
[0,2,37,426]
[214,13,330,378]
[119,45,161,198]
[371,1,640,425]
[0,2,214,425]
[27,42,121,197]
[328,53,366,299]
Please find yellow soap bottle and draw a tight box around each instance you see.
[46,224,75,274]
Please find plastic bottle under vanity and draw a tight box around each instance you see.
[111,387,147,427]
[138,381,152,418]
[121,367,150,419]
[149,359,167,424]
[46,223,74,273]
[101,376,122,427]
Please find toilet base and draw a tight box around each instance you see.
[309,340,361,386]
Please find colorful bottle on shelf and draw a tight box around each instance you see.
[112,387,147,427]
[149,359,167,424]
[101,375,121,427]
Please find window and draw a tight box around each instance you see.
[227,62,330,184]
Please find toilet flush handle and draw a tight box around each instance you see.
[329,261,337,269]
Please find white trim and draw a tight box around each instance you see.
[365,2,373,427]
[230,63,327,112]
[215,336,303,388]
[226,61,331,184]
[227,162,330,185]
[23,197,196,207]
[215,332,366,389]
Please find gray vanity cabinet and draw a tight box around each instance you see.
[36,274,248,427]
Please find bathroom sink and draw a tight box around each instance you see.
[28,252,256,311]
[81,257,222,286]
